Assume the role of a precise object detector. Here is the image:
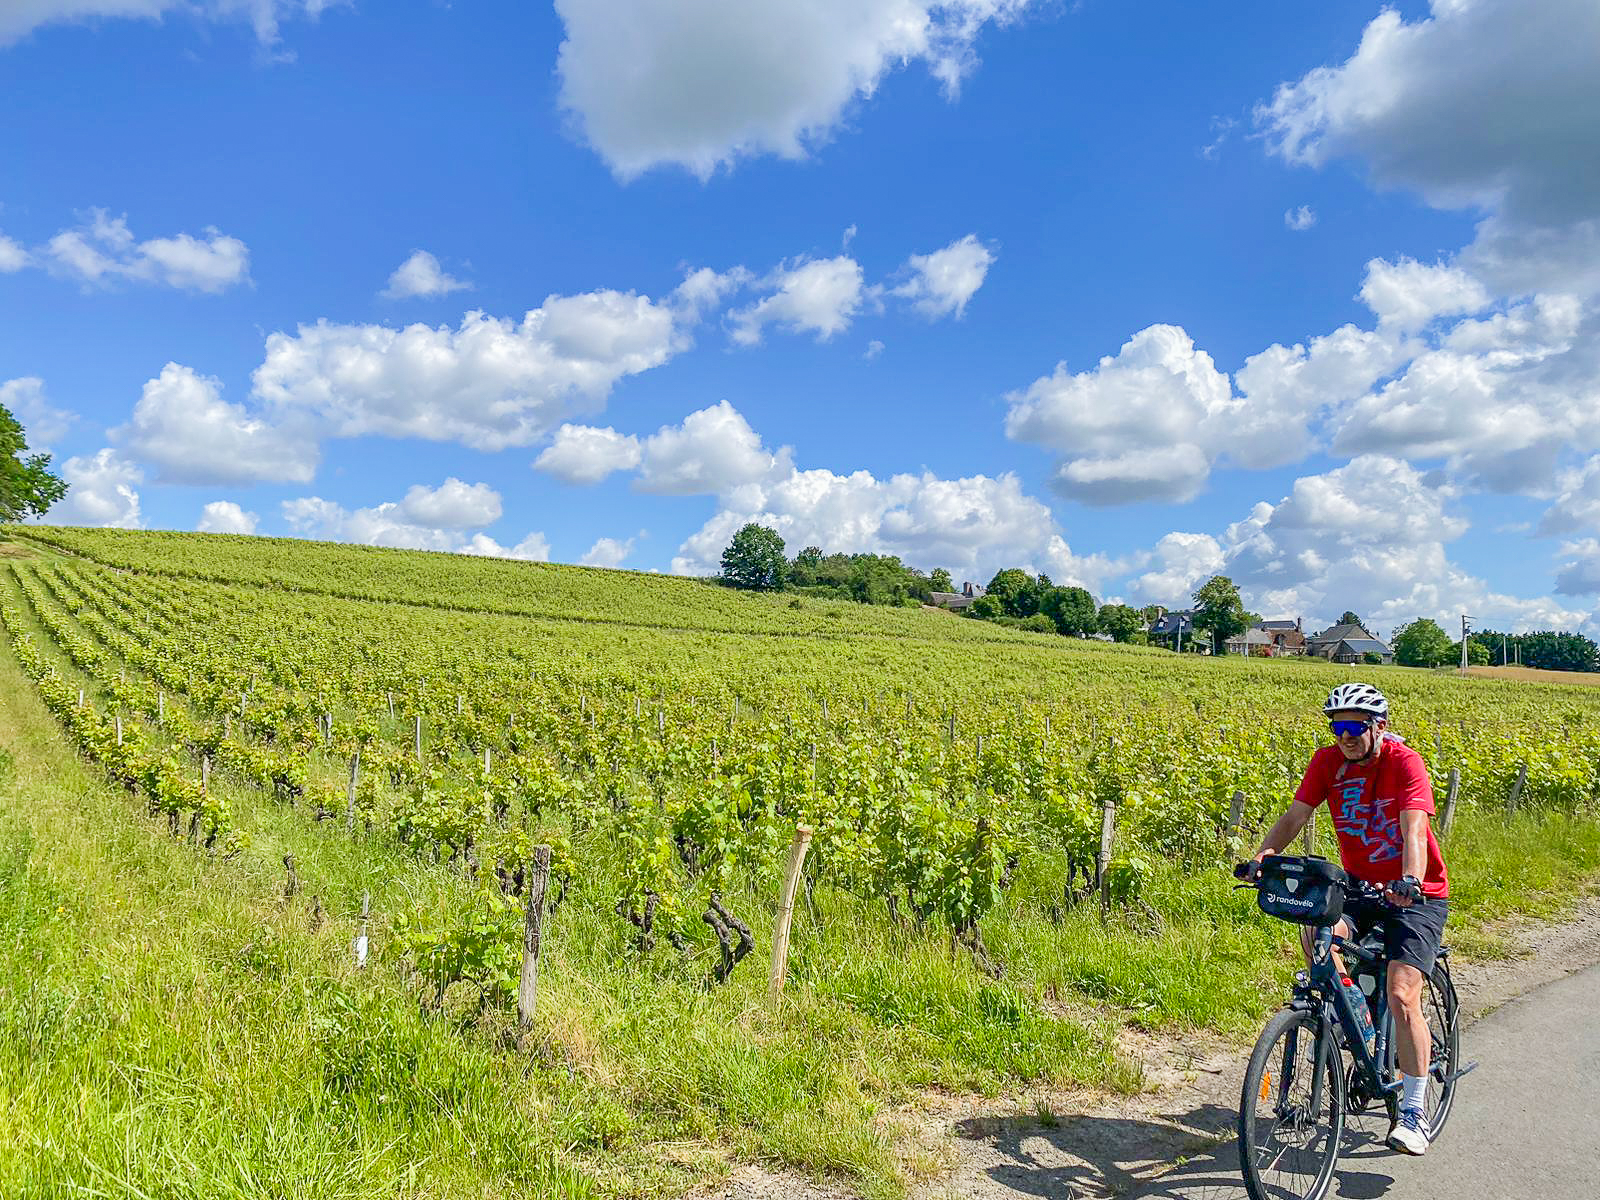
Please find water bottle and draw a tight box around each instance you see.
[1341,975,1377,1058]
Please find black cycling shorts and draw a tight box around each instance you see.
[1341,894,1449,976]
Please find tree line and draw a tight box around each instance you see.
[1391,618,1600,672]
[718,523,1261,649]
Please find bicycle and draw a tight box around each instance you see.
[1232,854,1470,1200]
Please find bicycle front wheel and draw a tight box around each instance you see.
[1239,1006,1346,1200]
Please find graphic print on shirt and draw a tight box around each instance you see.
[1335,776,1401,863]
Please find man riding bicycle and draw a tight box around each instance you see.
[1244,682,1449,1157]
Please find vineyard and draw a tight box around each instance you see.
[4,526,1600,1198]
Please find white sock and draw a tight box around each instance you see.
[1401,1072,1428,1113]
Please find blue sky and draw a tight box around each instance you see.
[4,0,1599,637]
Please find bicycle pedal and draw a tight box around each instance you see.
[1433,1060,1478,1085]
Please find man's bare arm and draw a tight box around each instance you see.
[1386,809,1430,906]
[1254,800,1317,860]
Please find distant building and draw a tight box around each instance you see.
[1150,609,1207,652]
[1227,618,1308,656]
[930,580,986,611]
[1306,621,1393,664]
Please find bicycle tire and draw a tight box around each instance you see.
[1380,959,1461,1140]
[1422,960,1461,1140]
[1239,1006,1346,1200]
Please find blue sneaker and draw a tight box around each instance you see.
[1387,1106,1429,1155]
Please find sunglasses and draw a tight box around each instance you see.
[1328,718,1374,738]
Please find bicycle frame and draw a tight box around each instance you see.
[1275,923,1396,1116]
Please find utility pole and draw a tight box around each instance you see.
[1460,614,1473,673]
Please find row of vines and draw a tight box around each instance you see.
[5,529,1600,992]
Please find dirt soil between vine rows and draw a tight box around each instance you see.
[706,892,1600,1200]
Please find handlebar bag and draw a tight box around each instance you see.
[1257,854,1348,926]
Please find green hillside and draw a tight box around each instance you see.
[2,527,1598,1199]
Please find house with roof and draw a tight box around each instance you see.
[930,580,986,611]
[1227,618,1308,656]
[1149,609,1207,652]
[1306,621,1394,664]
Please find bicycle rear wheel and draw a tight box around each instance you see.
[1239,1006,1346,1200]
[1422,959,1461,1140]
[1380,958,1461,1139]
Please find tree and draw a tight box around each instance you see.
[787,544,823,586]
[985,568,1040,618]
[1191,575,1247,654]
[1452,639,1491,667]
[967,594,1003,620]
[720,524,787,590]
[1041,585,1098,636]
[0,404,68,525]
[929,567,953,592]
[1097,602,1142,643]
[1392,618,1454,667]
[1338,611,1363,628]
[847,555,912,606]
[1139,604,1165,626]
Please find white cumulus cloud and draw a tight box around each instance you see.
[0,377,75,450]
[0,233,28,272]
[636,401,788,495]
[1358,257,1490,332]
[396,478,503,530]
[532,423,642,485]
[115,362,317,485]
[1259,0,1600,298]
[891,233,995,318]
[44,210,250,293]
[382,250,472,300]
[580,535,637,568]
[554,0,1036,179]
[197,500,259,535]
[47,448,143,529]
[252,290,685,452]
[729,255,866,346]
[1284,205,1316,231]
[282,484,541,559]
[0,1,341,48]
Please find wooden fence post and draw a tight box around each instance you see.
[1507,761,1528,815]
[1226,790,1246,842]
[202,755,211,795]
[768,825,815,1003]
[1301,808,1316,855]
[518,845,553,1029]
[1440,768,1460,837]
[345,751,360,831]
[387,691,395,719]
[414,715,423,761]
[1096,798,1117,916]
[115,715,123,746]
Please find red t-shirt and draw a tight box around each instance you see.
[1293,736,1449,898]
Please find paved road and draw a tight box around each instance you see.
[1139,963,1600,1200]
[931,964,1600,1200]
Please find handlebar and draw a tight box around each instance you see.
[1232,855,1413,905]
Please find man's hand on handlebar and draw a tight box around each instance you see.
[1384,874,1422,907]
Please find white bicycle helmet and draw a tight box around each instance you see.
[1323,682,1388,719]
